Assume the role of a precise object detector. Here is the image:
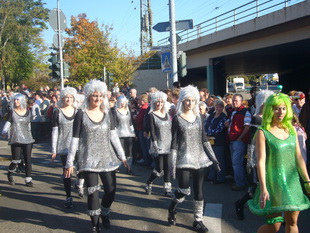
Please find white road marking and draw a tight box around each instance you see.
[204,203,222,233]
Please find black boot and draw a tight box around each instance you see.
[7,172,15,185]
[101,215,110,229]
[168,206,176,225]
[193,220,208,232]
[90,224,100,233]
[235,200,244,220]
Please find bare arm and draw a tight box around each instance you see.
[256,129,269,208]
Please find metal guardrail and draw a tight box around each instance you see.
[157,0,306,46]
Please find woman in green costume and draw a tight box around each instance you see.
[248,93,310,233]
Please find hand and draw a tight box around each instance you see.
[305,183,310,196]
[64,166,73,178]
[214,162,221,172]
[1,133,8,139]
[51,153,56,162]
[259,189,270,209]
[122,160,129,169]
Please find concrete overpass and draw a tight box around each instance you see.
[174,0,310,95]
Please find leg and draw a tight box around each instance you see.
[257,213,283,233]
[163,153,172,196]
[60,154,73,207]
[230,141,247,188]
[145,155,164,194]
[84,172,101,230]
[8,144,22,185]
[99,171,116,229]
[22,144,33,186]
[192,168,208,232]
[284,211,300,233]
[168,169,191,225]
[75,171,85,198]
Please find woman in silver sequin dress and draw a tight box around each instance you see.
[114,95,135,175]
[51,87,81,208]
[64,80,128,233]
[1,93,35,187]
[144,91,173,196]
[167,85,220,233]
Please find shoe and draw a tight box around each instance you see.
[165,191,173,197]
[145,183,152,195]
[193,220,209,232]
[90,225,100,233]
[168,206,176,225]
[74,183,84,199]
[101,215,110,229]
[127,170,134,175]
[25,181,33,187]
[64,197,73,208]
[7,172,15,185]
[235,200,244,220]
[231,185,246,191]
[137,159,144,164]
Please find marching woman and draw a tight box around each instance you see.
[167,85,220,233]
[64,80,128,233]
[145,91,173,196]
[248,93,310,233]
[114,95,136,175]
[51,87,82,208]
[1,93,35,187]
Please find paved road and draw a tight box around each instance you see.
[0,122,309,233]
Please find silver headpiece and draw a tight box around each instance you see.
[116,95,128,109]
[149,91,169,114]
[81,80,109,113]
[11,93,27,110]
[176,85,200,116]
[254,90,274,115]
[58,86,77,108]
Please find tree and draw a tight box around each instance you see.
[64,14,155,89]
[0,0,49,89]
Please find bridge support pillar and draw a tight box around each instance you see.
[207,61,214,94]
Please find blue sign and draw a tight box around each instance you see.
[161,52,171,73]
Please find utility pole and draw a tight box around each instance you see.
[169,0,178,83]
[57,0,64,89]
[140,0,153,55]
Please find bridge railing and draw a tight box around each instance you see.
[157,0,305,46]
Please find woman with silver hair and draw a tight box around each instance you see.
[114,95,135,175]
[144,91,173,196]
[1,93,35,187]
[51,86,82,208]
[235,90,273,220]
[64,80,128,233]
[167,85,220,232]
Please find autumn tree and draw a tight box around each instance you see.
[0,0,49,89]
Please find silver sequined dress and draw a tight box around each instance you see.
[55,109,76,155]
[172,115,212,169]
[149,112,172,154]
[115,109,135,138]
[78,111,124,172]
[8,110,34,145]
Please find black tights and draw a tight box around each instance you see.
[9,144,32,177]
[60,155,71,198]
[170,168,205,210]
[147,153,170,183]
[84,171,116,211]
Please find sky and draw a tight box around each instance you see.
[42,0,303,55]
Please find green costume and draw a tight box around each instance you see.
[248,128,310,216]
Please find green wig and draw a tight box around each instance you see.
[261,93,295,135]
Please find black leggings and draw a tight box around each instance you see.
[84,171,116,211]
[9,143,32,177]
[120,137,134,158]
[148,153,170,183]
[175,168,205,201]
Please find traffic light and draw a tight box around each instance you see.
[48,53,60,79]
[178,51,187,77]
[63,62,70,78]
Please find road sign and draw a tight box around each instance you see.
[49,8,67,32]
[53,33,65,48]
[161,52,171,73]
[153,19,193,32]
[151,45,170,51]
[168,34,182,44]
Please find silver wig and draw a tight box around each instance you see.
[116,95,128,109]
[11,93,27,110]
[254,90,274,115]
[176,85,200,116]
[149,91,169,114]
[58,86,77,108]
[81,79,109,113]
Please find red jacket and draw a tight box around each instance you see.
[229,106,250,143]
[135,103,149,131]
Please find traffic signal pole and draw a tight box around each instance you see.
[169,0,178,83]
[57,0,64,89]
